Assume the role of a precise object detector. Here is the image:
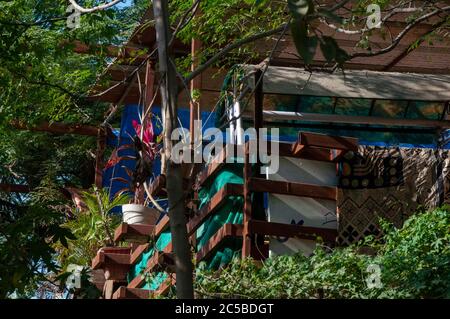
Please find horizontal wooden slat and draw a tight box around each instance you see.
[249,178,336,201]
[114,275,175,299]
[187,184,243,236]
[0,183,31,193]
[263,111,450,129]
[114,223,155,243]
[244,220,337,243]
[92,252,131,270]
[264,141,336,162]
[112,287,152,299]
[298,132,359,151]
[196,224,243,262]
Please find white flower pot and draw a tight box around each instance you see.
[122,204,159,225]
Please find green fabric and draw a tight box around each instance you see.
[142,272,168,290]
[196,200,243,250]
[206,247,239,270]
[197,164,244,206]
[129,165,246,284]
[127,229,172,290]
[196,166,244,269]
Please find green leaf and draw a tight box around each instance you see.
[335,47,350,65]
[317,8,344,24]
[290,20,318,65]
[319,36,350,65]
[288,0,313,20]
[320,36,338,63]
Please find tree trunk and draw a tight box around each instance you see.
[153,0,194,299]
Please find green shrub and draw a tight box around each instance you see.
[194,207,450,299]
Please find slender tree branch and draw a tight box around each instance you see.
[9,70,79,100]
[93,186,114,246]
[169,0,201,47]
[68,0,122,14]
[349,6,450,59]
[184,24,288,85]
[0,16,67,27]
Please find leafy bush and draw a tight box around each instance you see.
[54,187,128,270]
[195,207,450,299]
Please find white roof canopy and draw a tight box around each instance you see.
[243,65,450,101]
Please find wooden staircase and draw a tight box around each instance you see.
[92,131,358,299]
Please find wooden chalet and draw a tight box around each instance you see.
[81,4,450,299]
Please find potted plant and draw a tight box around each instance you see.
[121,203,159,225]
[107,116,164,226]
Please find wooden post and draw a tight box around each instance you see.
[242,142,253,258]
[242,69,266,259]
[95,127,107,189]
[254,69,264,134]
[251,69,266,260]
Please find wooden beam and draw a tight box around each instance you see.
[245,66,450,101]
[95,127,107,188]
[248,178,337,201]
[189,28,203,147]
[92,247,132,269]
[154,214,170,237]
[130,244,150,265]
[92,252,131,270]
[242,142,253,258]
[0,183,31,193]
[195,148,227,188]
[152,276,176,297]
[119,276,175,298]
[112,287,152,299]
[245,220,337,243]
[11,121,99,136]
[69,40,150,61]
[266,141,337,162]
[262,111,450,129]
[196,224,243,262]
[114,223,155,243]
[254,69,264,134]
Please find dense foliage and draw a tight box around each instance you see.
[54,187,128,270]
[0,0,147,298]
[195,207,450,299]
